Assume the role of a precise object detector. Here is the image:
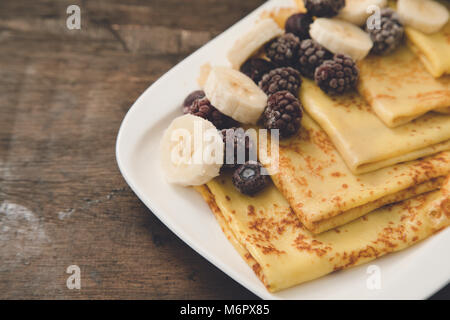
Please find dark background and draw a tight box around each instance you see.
[0,0,448,299]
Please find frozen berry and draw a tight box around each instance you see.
[232,161,269,195]
[262,90,303,138]
[315,54,359,95]
[265,33,300,67]
[365,8,404,55]
[285,13,313,40]
[182,90,205,113]
[221,127,254,169]
[297,39,332,78]
[184,98,237,129]
[240,58,275,84]
[303,0,345,17]
[259,67,301,97]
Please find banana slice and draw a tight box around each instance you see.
[227,18,283,69]
[204,67,268,124]
[160,114,224,186]
[310,18,373,60]
[337,0,387,26]
[397,0,449,34]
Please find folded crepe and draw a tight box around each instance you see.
[300,79,450,175]
[403,1,450,78]
[357,45,450,127]
[197,174,450,292]
[406,23,450,79]
[264,114,449,234]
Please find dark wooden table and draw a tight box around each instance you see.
[0,0,448,300]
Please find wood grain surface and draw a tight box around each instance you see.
[0,0,267,300]
[0,0,448,300]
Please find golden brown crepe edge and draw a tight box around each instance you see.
[308,176,445,234]
[195,176,450,293]
[194,185,271,291]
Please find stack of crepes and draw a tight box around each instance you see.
[196,6,450,293]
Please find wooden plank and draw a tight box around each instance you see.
[0,0,266,299]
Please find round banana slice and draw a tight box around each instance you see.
[310,18,373,61]
[204,67,268,124]
[227,18,283,69]
[337,0,387,26]
[397,0,449,34]
[160,114,224,186]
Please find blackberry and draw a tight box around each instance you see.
[221,127,254,169]
[297,39,332,78]
[303,0,345,17]
[232,161,269,195]
[314,54,359,95]
[285,13,313,40]
[262,90,303,138]
[259,67,301,97]
[265,33,300,67]
[365,8,404,55]
[184,98,237,129]
[240,58,275,84]
[182,90,205,112]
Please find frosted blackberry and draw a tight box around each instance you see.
[221,127,253,169]
[285,13,313,40]
[265,33,300,67]
[184,98,237,129]
[314,54,359,95]
[182,90,205,112]
[259,67,301,96]
[303,0,345,17]
[262,90,303,138]
[240,58,275,84]
[297,39,332,79]
[365,8,404,55]
[232,161,269,195]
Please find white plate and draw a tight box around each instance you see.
[116,0,450,299]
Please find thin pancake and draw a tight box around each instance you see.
[300,78,450,175]
[406,24,450,79]
[403,0,450,78]
[266,114,449,234]
[357,45,450,127]
[197,175,450,292]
